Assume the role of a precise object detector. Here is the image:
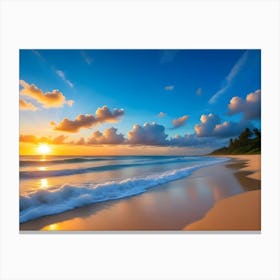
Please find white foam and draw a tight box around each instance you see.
[20,157,229,223]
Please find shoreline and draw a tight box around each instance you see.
[184,154,261,231]
[20,155,260,231]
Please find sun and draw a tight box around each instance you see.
[37,143,51,155]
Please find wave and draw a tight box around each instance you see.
[20,157,229,223]
[20,157,116,166]
[20,156,205,179]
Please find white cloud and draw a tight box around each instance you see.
[209,51,249,104]
[194,113,221,137]
[80,51,93,65]
[158,112,167,118]
[164,85,174,91]
[196,88,202,96]
[128,122,168,145]
[87,128,125,144]
[228,89,261,120]
[56,70,74,88]
[194,113,251,138]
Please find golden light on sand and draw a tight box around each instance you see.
[37,143,51,155]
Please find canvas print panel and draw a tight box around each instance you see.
[19,50,261,231]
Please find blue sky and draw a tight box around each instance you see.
[19,49,261,155]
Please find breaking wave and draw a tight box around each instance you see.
[20,157,228,223]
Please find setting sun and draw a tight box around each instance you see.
[37,144,51,155]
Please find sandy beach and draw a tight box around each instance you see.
[20,155,261,231]
[185,154,261,231]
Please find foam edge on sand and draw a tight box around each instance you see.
[184,154,261,231]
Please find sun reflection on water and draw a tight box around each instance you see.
[40,178,48,189]
[45,224,57,230]
[38,166,47,171]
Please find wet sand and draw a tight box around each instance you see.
[185,155,261,231]
[20,155,260,231]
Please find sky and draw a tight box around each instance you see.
[19,49,261,155]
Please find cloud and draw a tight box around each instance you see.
[56,70,74,88]
[87,128,125,144]
[75,137,86,145]
[52,106,125,133]
[213,120,252,138]
[20,134,68,144]
[19,80,74,108]
[196,88,202,96]
[158,112,167,118]
[160,50,178,64]
[81,51,93,65]
[52,115,97,133]
[66,100,74,106]
[168,133,211,147]
[95,106,124,122]
[228,89,261,120]
[19,98,38,111]
[164,85,174,91]
[194,113,221,137]
[52,135,68,144]
[194,113,251,138]
[128,122,168,145]
[20,134,38,143]
[126,122,213,147]
[209,51,249,104]
[31,50,46,62]
[172,115,189,129]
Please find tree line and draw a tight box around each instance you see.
[211,128,261,155]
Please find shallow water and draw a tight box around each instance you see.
[20,155,229,223]
[20,161,246,230]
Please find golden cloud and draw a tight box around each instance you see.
[19,98,38,111]
[19,80,74,108]
[52,106,125,133]
[172,115,188,128]
[20,134,68,144]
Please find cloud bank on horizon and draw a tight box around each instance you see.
[20,88,260,147]
[19,49,261,154]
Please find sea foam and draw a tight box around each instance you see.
[20,157,228,223]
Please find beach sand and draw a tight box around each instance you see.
[185,154,261,231]
[20,155,260,231]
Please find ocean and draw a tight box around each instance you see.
[19,155,229,224]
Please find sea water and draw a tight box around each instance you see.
[19,155,229,223]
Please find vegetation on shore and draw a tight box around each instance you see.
[210,128,261,155]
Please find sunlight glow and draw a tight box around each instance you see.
[37,144,51,155]
[48,224,57,230]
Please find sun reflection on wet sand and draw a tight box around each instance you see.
[44,223,58,230]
